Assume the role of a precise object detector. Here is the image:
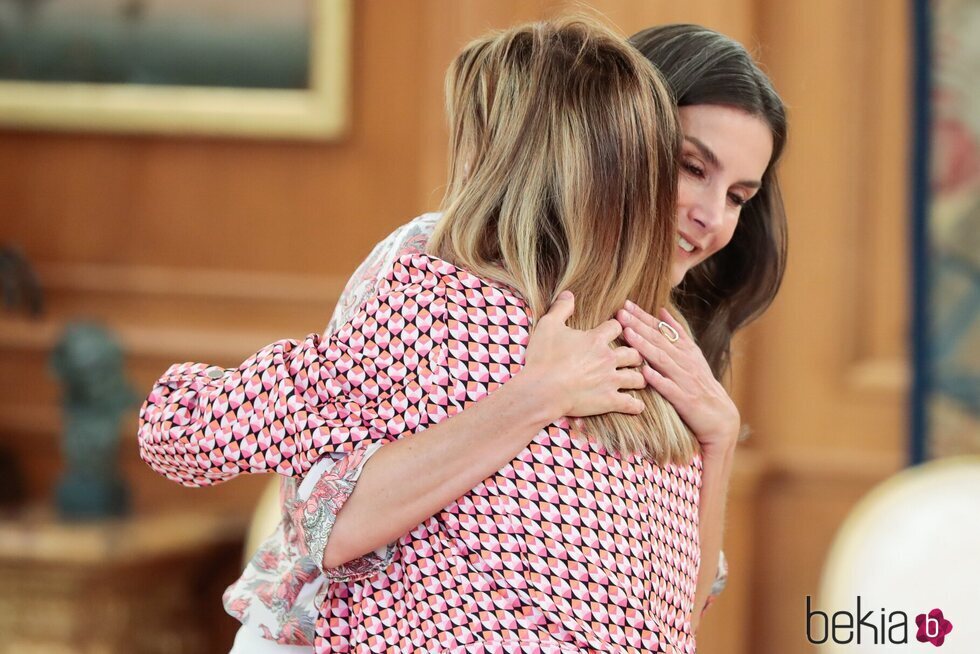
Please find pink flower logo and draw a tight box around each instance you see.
[915,609,953,647]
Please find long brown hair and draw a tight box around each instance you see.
[631,24,789,381]
[429,17,697,464]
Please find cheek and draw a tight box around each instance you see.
[675,176,696,210]
[711,218,740,256]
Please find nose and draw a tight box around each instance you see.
[687,189,726,234]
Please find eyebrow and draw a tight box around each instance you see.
[684,136,763,190]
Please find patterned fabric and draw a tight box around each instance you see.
[324,213,442,337]
[220,214,441,644]
[701,549,729,615]
[139,253,705,653]
[223,445,394,645]
[925,0,980,457]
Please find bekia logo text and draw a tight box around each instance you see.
[807,596,953,647]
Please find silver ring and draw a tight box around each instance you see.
[657,320,679,343]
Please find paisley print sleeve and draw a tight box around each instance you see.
[700,551,730,616]
[287,442,396,582]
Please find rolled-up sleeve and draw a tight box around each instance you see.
[137,262,451,488]
[286,443,396,582]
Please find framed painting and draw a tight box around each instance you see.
[0,0,350,139]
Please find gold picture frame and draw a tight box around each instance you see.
[0,0,350,140]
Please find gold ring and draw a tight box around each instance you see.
[657,320,680,343]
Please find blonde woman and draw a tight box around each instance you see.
[140,17,784,654]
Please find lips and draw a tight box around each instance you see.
[677,234,698,254]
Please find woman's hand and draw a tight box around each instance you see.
[618,301,740,454]
[521,291,646,420]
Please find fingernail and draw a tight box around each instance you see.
[625,300,635,310]
[559,290,572,300]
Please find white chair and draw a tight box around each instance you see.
[818,455,980,653]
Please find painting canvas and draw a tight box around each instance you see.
[912,0,980,461]
[0,0,349,139]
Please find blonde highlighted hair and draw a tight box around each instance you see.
[429,16,698,464]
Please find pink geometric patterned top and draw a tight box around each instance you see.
[139,253,703,653]
[220,214,444,646]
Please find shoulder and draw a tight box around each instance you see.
[386,253,531,354]
[386,256,532,407]
[382,253,527,318]
[401,212,441,243]
[372,254,531,406]
[346,253,532,351]
[372,213,441,261]
[349,214,441,283]
[325,214,443,334]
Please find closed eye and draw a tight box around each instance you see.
[682,161,705,179]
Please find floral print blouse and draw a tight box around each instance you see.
[140,214,728,651]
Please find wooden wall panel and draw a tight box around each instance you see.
[752,0,909,457]
[750,1,911,652]
[0,1,428,277]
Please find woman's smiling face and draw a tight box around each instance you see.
[671,104,774,286]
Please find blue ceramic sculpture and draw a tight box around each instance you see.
[50,322,137,519]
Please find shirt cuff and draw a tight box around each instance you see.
[700,550,729,616]
[289,441,396,583]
